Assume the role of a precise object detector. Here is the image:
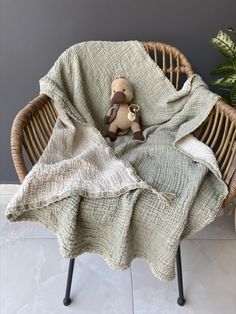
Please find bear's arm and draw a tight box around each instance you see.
[105,107,113,117]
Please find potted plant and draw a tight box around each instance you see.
[210,27,236,106]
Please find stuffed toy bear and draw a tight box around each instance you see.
[104,75,144,141]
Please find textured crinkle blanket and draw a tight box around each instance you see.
[6,40,228,281]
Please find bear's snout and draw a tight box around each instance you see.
[111,91,126,104]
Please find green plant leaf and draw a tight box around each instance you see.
[231,81,236,106]
[210,59,236,75]
[212,73,236,87]
[210,30,236,57]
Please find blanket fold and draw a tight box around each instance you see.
[5,40,228,281]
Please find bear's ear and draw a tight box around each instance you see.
[114,74,126,80]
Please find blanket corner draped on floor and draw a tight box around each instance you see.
[5,40,229,281]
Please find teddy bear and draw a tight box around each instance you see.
[104,75,144,141]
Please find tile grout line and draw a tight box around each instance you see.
[2,236,236,240]
[185,238,236,241]
[130,264,135,314]
[0,222,9,238]
[0,237,57,240]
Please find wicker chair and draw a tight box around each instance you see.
[10,41,236,307]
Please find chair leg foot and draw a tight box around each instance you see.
[63,297,72,306]
[63,258,75,306]
[177,296,185,306]
[176,244,186,306]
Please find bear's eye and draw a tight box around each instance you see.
[123,89,125,92]
[113,90,115,93]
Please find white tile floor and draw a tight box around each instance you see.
[0,185,236,314]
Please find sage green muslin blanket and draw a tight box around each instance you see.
[6,40,228,281]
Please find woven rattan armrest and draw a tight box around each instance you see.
[10,94,57,183]
[193,99,236,207]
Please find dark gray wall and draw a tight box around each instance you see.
[1,0,235,183]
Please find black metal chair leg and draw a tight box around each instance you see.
[176,244,186,306]
[63,258,75,306]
